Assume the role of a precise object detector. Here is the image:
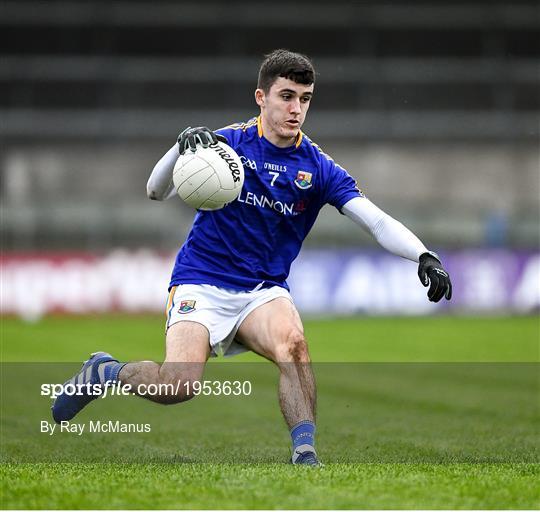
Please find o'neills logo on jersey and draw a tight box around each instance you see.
[211,144,242,183]
[264,162,287,172]
[294,171,313,189]
[237,190,296,216]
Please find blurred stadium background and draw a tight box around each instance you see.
[1,0,539,319]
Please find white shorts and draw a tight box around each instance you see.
[165,284,293,357]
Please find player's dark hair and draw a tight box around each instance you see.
[257,49,315,92]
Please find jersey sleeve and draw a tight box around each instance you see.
[321,159,363,212]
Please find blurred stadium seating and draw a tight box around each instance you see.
[1,0,539,249]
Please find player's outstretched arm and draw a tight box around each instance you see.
[342,196,452,302]
[342,196,427,261]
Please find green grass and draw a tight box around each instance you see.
[2,314,538,362]
[1,315,539,509]
[2,463,538,509]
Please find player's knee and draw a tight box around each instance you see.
[275,329,310,363]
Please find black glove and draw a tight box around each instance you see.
[418,252,452,302]
[177,126,227,154]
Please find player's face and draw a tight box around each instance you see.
[256,77,314,147]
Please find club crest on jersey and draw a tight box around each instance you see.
[178,300,196,314]
[294,171,313,190]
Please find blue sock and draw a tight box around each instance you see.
[290,421,316,451]
[98,361,126,384]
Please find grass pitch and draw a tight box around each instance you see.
[1,315,539,509]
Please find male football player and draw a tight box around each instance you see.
[52,49,451,466]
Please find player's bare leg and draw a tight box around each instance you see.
[52,321,210,421]
[236,297,319,465]
[118,320,210,404]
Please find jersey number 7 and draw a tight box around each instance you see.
[269,171,279,186]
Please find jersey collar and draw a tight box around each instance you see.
[257,115,303,149]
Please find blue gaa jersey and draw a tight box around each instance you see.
[170,116,363,291]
